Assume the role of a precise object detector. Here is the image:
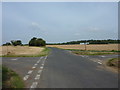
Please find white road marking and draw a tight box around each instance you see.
[28,70,33,74]
[38,70,42,74]
[40,66,43,69]
[37,60,40,64]
[98,60,101,62]
[41,64,44,66]
[34,64,38,66]
[35,74,41,80]
[30,82,38,88]
[23,75,29,81]
[44,56,47,60]
[40,57,43,59]
[101,56,105,58]
[32,66,36,69]
[11,58,18,60]
[81,55,84,57]
[98,62,102,65]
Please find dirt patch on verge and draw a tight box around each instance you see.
[98,58,119,73]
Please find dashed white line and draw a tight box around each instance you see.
[34,64,38,66]
[98,60,101,62]
[30,82,38,88]
[37,61,40,64]
[29,56,48,88]
[40,66,43,69]
[11,58,18,60]
[44,56,47,60]
[98,62,102,65]
[40,57,43,59]
[23,75,29,81]
[28,70,33,74]
[101,56,105,58]
[38,70,42,74]
[32,66,36,69]
[81,55,85,57]
[35,74,41,80]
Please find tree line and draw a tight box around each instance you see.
[47,39,120,45]
[3,38,120,46]
[3,37,46,46]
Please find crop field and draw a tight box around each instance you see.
[47,44,119,51]
[0,46,44,56]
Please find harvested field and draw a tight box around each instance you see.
[0,46,44,56]
[47,44,119,51]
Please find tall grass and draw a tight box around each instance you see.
[2,66,25,88]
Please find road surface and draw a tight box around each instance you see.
[3,47,118,88]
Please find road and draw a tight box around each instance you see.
[3,47,118,88]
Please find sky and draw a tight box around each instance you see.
[2,2,118,44]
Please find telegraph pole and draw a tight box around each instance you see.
[6,42,9,55]
[84,41,87,51]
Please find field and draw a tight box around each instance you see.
[0,46,45,56]
[47,44,119,51]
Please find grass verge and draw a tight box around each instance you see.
[107,58,120,68]
[64,49,120,52]
[63,49,119,55]
[71,51,117,55]
[2,66,25,88]
[1,47,50,57]
[0,65,2,88]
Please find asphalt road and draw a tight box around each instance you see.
[2,47,118,88]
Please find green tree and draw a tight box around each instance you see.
[2,42,11,46]
[29,37,46,46]
[11,40,22,46]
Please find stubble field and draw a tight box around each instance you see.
[47,44,119,51]
[0,46,44,56]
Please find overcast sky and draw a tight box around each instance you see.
[2,2,118,44]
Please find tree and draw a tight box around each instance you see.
[29,37,46,46]
[11,40,22,46]
[2,42,11,46]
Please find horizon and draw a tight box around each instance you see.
[2,38,119,45]
[2,2,118,44]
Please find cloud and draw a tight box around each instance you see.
[74,33,80,36]
[31,22,39,27]
[89,27,100,32]
[30,22,41,30]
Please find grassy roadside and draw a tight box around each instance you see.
[2,66,25,88]
[71,51,118,55]
[2,47,50,57]
[64,49,120,52]
[107,58,120,68]
[64,49,119,55]
[0,65,1,88]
